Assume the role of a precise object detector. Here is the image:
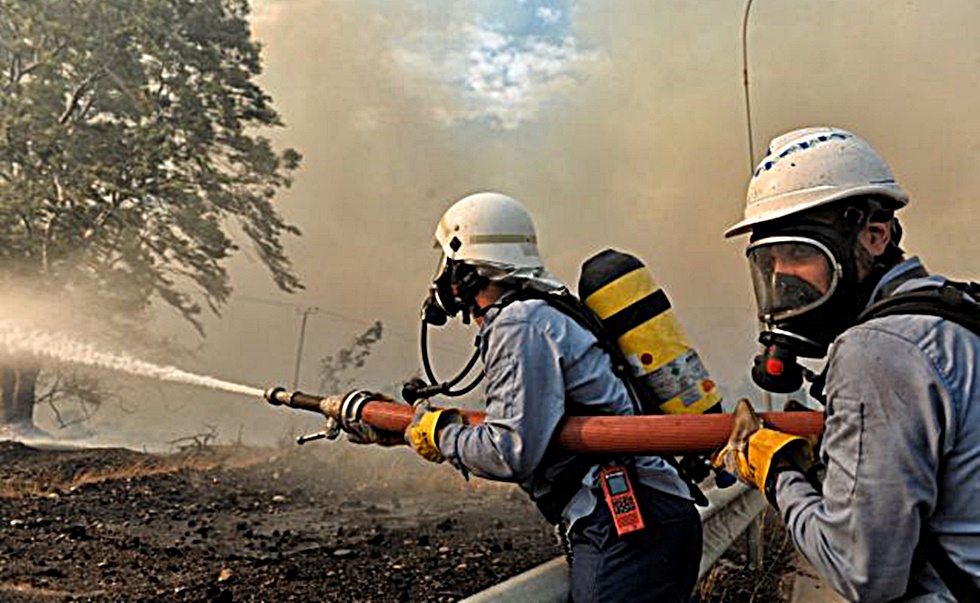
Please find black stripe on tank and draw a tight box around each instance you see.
[602,289,672,338]
[578,249,645,300]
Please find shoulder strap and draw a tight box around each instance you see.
[511,288,652,415]
[916,529,980,602]
[856,281,980,336]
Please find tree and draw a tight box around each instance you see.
[318,322,385,396]
[0,0,302,430]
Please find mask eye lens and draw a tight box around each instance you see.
[775,243,820,264]
[770,243,831,293]
[748,238,836,321]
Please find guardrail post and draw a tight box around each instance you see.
[746,515,765,570]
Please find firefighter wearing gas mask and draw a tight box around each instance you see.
[716,127,980,601]
[407,191,703,603]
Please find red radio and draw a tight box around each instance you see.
[599,465,645,536]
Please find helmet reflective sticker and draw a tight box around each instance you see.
[753,131,853,178]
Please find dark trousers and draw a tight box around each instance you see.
[569,487,702,603]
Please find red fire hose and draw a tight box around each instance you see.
[357,397,823,456]
[264,388,823,455]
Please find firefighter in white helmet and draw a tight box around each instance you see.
[716,127,980,601]
[406,191,703,602]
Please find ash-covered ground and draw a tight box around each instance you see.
[0,439,797,602]
[0,439,556,602]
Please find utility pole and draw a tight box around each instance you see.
[292,306,319,390]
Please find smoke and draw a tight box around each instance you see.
[239,1,975,396]
[230,1,978,403]
[14,1,976,446]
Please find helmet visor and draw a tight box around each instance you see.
[747,236,840,323]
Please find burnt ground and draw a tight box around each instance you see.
[0,439,799,602]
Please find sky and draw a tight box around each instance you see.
[32,0,980,446]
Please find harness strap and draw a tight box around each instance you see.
[857,281,980,337]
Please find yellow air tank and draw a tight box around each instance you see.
[578,249,721,415]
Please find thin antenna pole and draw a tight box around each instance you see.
[741,0,771,414]
[741,0,757,173]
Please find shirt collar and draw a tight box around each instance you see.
[476,289,520,335]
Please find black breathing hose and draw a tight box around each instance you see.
[407,320,484,403]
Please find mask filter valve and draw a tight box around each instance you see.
[750,330,821,394]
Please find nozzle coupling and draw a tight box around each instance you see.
[262,386,328,414]
[264,386,290,406]
[262,386,378,433]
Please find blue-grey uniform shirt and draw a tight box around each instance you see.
[438,296,691,528]
[776,257,980,602]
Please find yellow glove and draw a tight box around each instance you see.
[405,402,463,463]
[711,399,812,503]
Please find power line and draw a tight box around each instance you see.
[234,294,472,356]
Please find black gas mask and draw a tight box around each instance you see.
[746,207,876,394]
[422,257,489,327]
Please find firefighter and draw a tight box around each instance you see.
[716,127,980,601]
[405,191,702,602]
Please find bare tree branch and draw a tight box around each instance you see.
[59,69,104,124]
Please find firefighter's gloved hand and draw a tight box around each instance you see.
[711,398,812,504]
[343,391,406,447]
[783,398,824,453]
[405,400,463,464]
[345,420,404,447]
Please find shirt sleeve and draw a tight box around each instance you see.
[775,324,950,602]
[439,314,567,482]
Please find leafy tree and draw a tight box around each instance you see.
[0,0,302,429]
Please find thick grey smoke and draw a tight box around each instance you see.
[29,0,977,445]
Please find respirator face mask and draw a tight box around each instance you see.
[748,236,841,330]
[421,256,490,327]
[746,226,858,394]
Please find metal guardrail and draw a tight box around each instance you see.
[460,483,766,603]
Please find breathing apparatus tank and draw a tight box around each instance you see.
[578,249,722,416]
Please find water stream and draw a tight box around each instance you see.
[0,319,264,398]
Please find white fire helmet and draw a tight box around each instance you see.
[433,191,563,289]
[725,127,908,238]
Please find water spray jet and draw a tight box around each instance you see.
[0,320,264,398]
